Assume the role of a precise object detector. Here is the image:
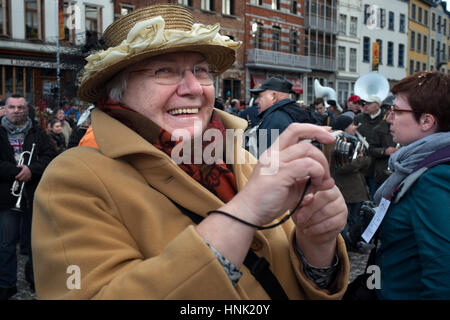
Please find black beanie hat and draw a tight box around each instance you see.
[332,115,353,131]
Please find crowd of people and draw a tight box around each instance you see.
[0,95,92,300]
[0,3,448,301]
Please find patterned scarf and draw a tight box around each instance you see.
[96,97,237,203]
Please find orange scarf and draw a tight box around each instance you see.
[96,97,237,203]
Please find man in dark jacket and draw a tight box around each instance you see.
[354,95,385,200]
[244,76,315,157]
[0,94,56,299]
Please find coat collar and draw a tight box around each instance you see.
[91,108,253,217]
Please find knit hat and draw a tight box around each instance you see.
[77,4,241,102]
[348,95,361,103]
[332,115,353,131]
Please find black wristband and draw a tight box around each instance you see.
[207,179,311,230]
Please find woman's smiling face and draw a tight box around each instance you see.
[122,52,216,138]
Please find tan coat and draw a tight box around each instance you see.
[32,109,349,300]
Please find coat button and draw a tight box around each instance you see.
[250,238,263,251]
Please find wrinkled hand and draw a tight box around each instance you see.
[228,123,336,227]
[293,185,347,245]
[15,165,32,182]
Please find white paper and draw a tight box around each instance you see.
[361,197,391,243]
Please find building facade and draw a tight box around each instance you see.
[335,0,361,105]
[430,0,449,72]
[359,0,409,88]
[0,0,114,105]
[245,0,308,104]
[303,0,338,106]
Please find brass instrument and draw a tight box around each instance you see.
[10,143,35,213]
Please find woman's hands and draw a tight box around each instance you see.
[227,123,338,227]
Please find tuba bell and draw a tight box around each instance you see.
[314,79,343,112]
[354,72,390,103]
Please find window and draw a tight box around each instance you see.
[387,42,393,66]
[349,48,357,72]
[377,8,386,29]
[399,14,405,32]
[424,9,428,26]
[178,0,192,6]
[363,37,370,62]
[85,5,102,41]
[376,39,383,64]
[417,33,421,52]
[444,19,447,36]
[411,31,415,50]
[409,59,414,75]
[0,0,10,36]
[438,16,441,33]
[222,0,234,15]
[338,46,346,71]
[431,39,435,57]
[398,44,404,67]
[339,14,346,35]
[338,82,349,105]
[411,3,416,20]
[254,22,263,49]
[423,35,427,54]
[201,0,214,11]
[120,4,134,16]
[25,0,43,40]
[272,0,280,10]
[432,13,436,30]
[272,26,281,51]
[291,0,298,14]
[422,62,426,71]
[223,79,240,100]
[415,61,420,72]
[0,66,34,100]
[290,30,298,53]
[364,4,370,25]
[388,11,394,30]
[350,17,357,36]
[418,7,422,23]
[63,1,76,43]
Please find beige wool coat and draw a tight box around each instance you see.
[32,108,349,300]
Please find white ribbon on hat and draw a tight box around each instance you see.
[82,16,241,83]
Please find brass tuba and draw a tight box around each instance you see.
[10,143,35,213]
[314,80,343,112]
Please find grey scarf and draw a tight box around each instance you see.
[374,131,450,204]
[1,116,33,140]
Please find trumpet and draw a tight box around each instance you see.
[11,143,35,213]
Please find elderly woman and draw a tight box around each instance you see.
[32,5,349,299]
[372,71,450,299]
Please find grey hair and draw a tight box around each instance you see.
[105,68,131,102]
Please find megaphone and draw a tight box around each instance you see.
[354,72,390,102]
[314,80,343,112]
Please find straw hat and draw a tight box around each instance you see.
[78,4,241,102]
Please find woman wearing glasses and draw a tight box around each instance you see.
[31,5,349,299]
[372,71,450,299]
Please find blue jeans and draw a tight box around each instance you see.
[0,209,21,288]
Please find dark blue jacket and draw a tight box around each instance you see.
[254,99,315,154]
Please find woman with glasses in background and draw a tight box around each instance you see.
[372,71,450,299]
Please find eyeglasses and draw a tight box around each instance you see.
[388,105,417,117]
[131,64,218,86]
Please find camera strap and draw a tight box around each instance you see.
[169,199,289,300]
